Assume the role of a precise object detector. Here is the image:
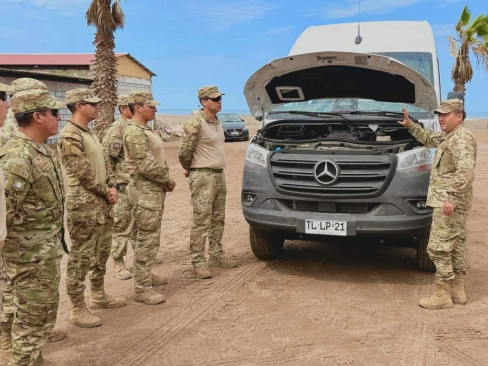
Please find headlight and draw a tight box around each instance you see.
[397,147,435,171]
[245,143,269,167]
[243,126,248,131]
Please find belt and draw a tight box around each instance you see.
[190,168,223,173]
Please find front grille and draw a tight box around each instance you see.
[284,200,372,213]
[270,151,394,198]
[224,129,243,136]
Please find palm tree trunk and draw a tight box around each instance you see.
[91,31,118,139]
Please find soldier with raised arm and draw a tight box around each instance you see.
[398,99,477,309]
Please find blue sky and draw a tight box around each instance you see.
[1,0,487,117]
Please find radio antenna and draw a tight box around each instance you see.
[355,0,363,44]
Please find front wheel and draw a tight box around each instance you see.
[416,233,435,271]
[249,225,284,259]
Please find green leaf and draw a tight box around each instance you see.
[460,5,471,26]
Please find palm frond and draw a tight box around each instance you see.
[449,36,459,58]
[460,5,471,26]
[472,46,488,72]
[111,1,125,29]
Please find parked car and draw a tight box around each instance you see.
[241,21,441,271]
[218,113,249,141]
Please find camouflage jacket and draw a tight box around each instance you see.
[178,109,225,171]
[123,120,172,186]
[102,119,130,185]
[0,132,65,262]
[408,123,477,211]
[57,120,116,197]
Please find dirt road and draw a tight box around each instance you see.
[44,127,488,366]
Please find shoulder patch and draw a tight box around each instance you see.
[12,179,26,192]
[184,124,197,134]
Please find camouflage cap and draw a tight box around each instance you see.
[10,88,65,114]
[198,85,224,99]
[127,91,160,107]
[117,94,130,107]
[65,88,102,105]
[0,82,10,93]
[434,98,464,114]
[10,78,47,95]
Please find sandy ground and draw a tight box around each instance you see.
[4,118,488,365]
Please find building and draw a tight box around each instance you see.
[0,53,156,139]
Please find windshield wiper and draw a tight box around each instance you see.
[268,111,345,119]
[345,110,418,122]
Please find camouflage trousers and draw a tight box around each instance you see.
[65,191,114,306]
[110,184,135,259]
[188,171,226,265]
[128,181,165,294]
[3,241,61,366]
[0,260,13,324]
[427,207,468,281]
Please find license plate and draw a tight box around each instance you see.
[230,131,239,135]
[304,220,347,236]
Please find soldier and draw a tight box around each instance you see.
[0,82,8,251]
[102,95,134,280]
[178,86,237,280]
[0,83,10,145]
[0,80,66,365]
[398,99,477,309]
[123,90,175,305]
[58,88,127,328]
[0,85,66,365]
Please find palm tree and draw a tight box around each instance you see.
[86,0,125,138]
[449,5,488,96]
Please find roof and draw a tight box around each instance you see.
[0,53,156,76]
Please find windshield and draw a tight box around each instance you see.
[219,114,242,122]
[376,52,434,85]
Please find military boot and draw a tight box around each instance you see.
[419,280,453,310]
[113,257,132,280]
[134,289,166,305]
[0,321,12,365]
[89,283,127,310]
[451,274,467,304]
[69,303,102,328]
[151,273,168,286]
[193,263,212,279]
[47,329,67,343]
[208,255,238,268]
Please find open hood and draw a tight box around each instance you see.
[244,51,437,119]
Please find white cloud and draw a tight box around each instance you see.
[4,0,90,16]
[317,0,424,19]
[180,0,278,31]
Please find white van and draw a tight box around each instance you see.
[242,21,440,270]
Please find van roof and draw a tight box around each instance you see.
[290,21,437,55]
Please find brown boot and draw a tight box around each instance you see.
[89,283,127,310]
[135,289,166,305]
[208,255,238,268]
[451,274,467,305]
[69,303,102,328]
[151,273,168,286]
[419,280,453,309]
[47,329,67,343]
[113,257,132,280]
[193,263,212,279]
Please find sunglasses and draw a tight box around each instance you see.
[205,96,222,102]
[32,109,59,117]
[80,102,99,107]
[0,92,8,102]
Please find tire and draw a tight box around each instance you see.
[416,233,435,271]
[249,225,284,259]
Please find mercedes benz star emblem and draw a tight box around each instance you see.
[314,160,340,185]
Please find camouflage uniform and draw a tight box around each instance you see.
[0,86,65,366]
[123,92,173,298]
[179,86,230,271]
[408,103,477,281]
[101,96,133,268]
[58,89,124,319]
